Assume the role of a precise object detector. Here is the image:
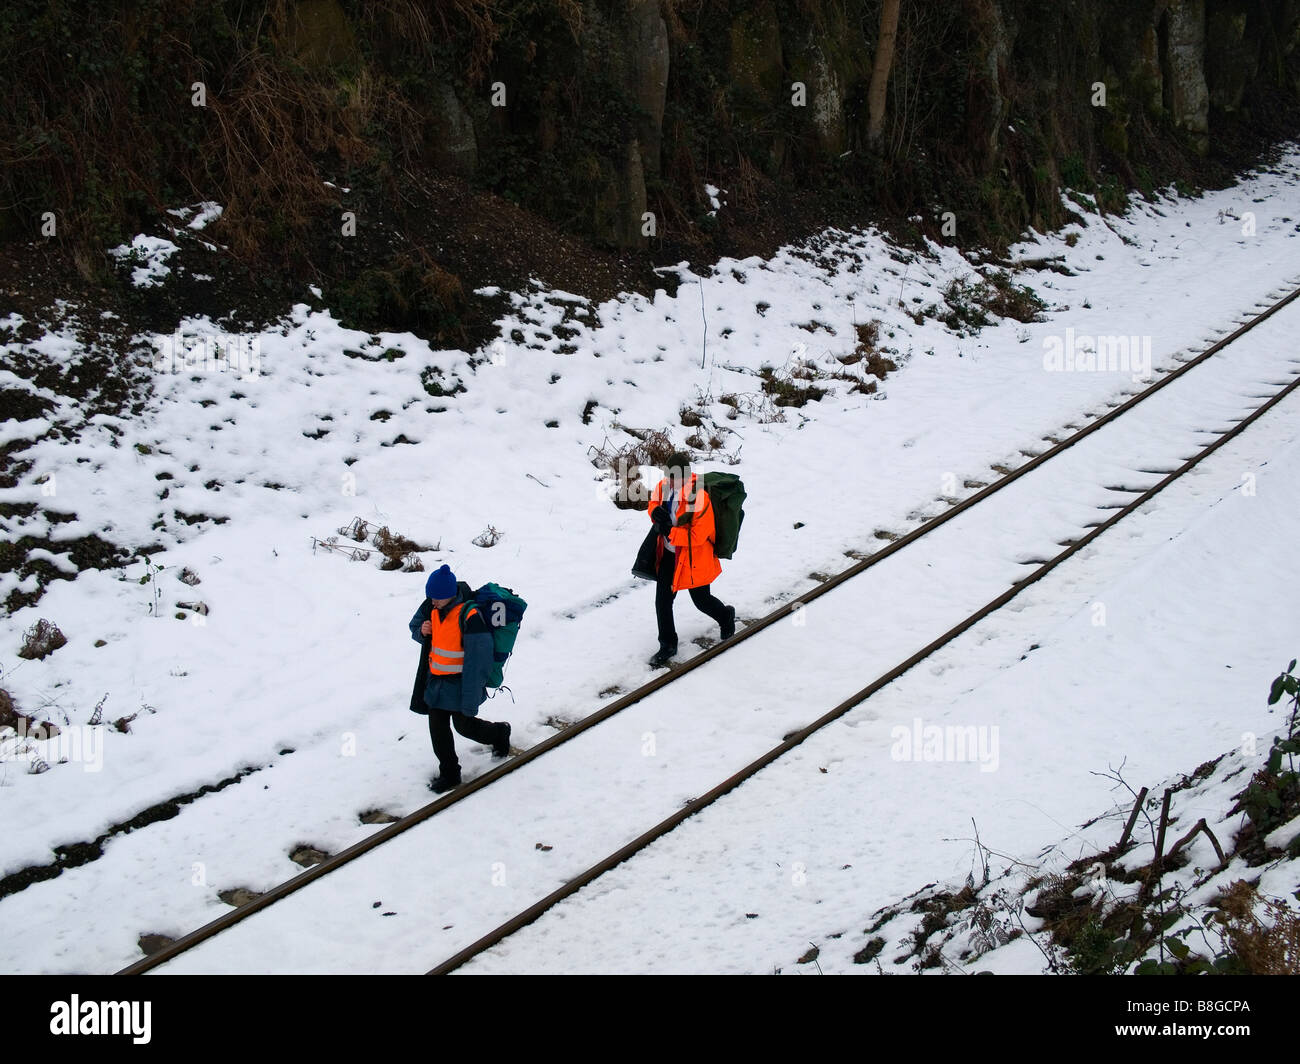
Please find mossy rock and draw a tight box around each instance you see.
[1205,5,1255,114]
[430,82,478,177]
[786,34,850,157]
[1101,114,1129,157]
[586,140,648,249]
[729,1,785,113]
[286,0,359,73]
[1163,0,1210,149]
[329,255,466,340]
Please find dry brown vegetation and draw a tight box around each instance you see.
[588,427,678,510]
[0,687,18,731]
[1213,879,1300,974]
[17,618,67,661]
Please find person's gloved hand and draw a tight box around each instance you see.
[651,504,672,535]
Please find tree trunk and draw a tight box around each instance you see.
[867,0,902,147]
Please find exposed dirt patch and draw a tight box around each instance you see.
[289,845,331,868]
[359,809,401,825]
[137,933,176,956]
[217,887,264,907]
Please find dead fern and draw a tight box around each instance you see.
[1213,880,1300,975]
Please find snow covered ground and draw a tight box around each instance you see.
[459,362,1300,975]
[2,147,1300,973]
[138,276,1300,975]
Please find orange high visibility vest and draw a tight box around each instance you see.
[427,602,478,676]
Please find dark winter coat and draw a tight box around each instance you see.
[631,525,660,580]
[408,582,493,716]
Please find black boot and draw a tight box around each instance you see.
[719,605,736,641]
[492,722,511,759]
[649,643,677,667]
[429,769,462,794]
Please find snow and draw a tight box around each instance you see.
[108,235,180,288]
[1265,817,1300,852]
[458,382,1300,974]
[187,203,223,230]
[144,315,1300,973]
[2,147,1300,973]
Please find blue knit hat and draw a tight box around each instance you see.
[425,564,457,600]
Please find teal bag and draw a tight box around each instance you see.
[459,582,527,687]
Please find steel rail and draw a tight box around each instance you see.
[430,352,1300,974]
[119,283,1300,975]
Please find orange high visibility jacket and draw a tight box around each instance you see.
[649,474,723,592]
[427,602,480,676]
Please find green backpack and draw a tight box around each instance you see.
[699,472,746,560]
[457,582,528,688]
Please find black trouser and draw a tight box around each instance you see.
[655,547,729,648]
[428,707,500,775]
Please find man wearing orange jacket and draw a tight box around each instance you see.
[647,452,736,666]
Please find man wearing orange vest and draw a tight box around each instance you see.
[408,564,511,793]
[647,452,736,667]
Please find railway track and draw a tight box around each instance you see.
[123,282,1300,974]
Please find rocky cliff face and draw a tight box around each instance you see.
[1164,0,1213,147]
[3,0,1298,326]
[408,0,1300,247]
